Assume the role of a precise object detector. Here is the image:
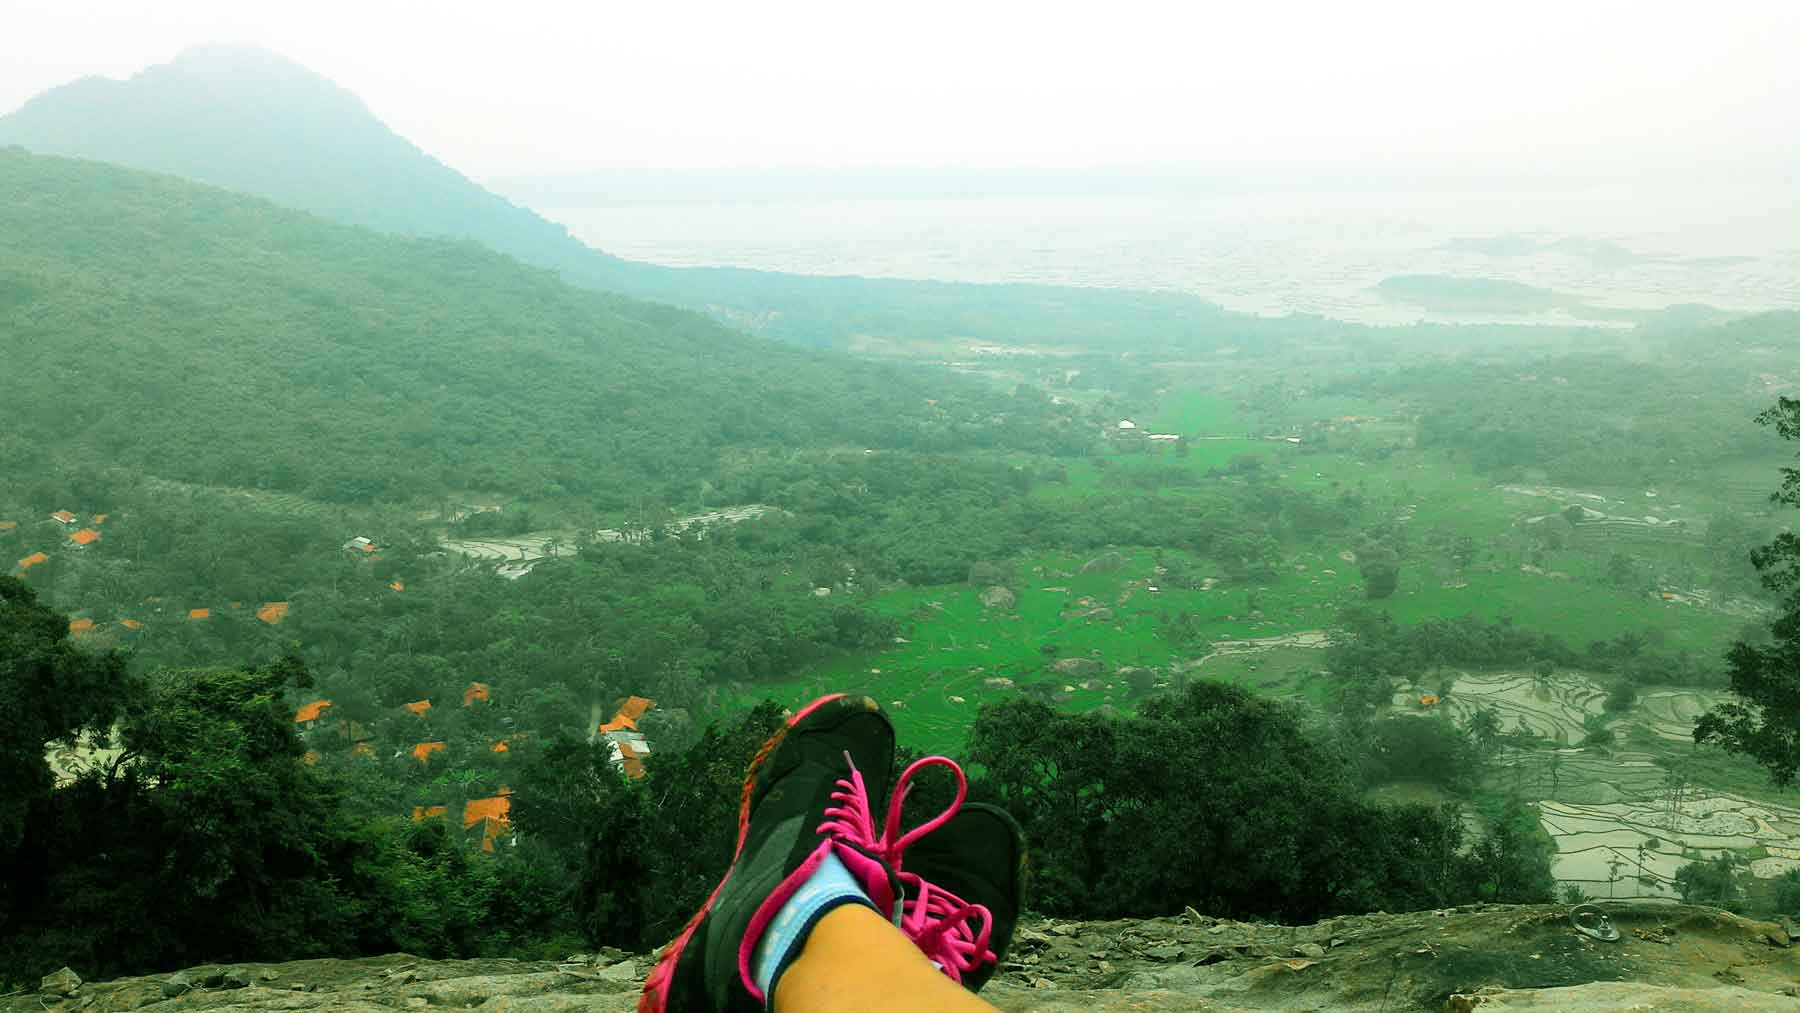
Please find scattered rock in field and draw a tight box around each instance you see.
[1080,552,1127,574]
[980,586,1018,610]
[984,677,1014,689]
[1052,658,1102,678]
[1293,942,1326,958]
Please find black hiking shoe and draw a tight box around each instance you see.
[639,693,896,1013]
[894,800,1027,993]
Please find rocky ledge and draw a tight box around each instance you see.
[13,903,1797,1012]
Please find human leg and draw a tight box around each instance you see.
[770,903,998,1013]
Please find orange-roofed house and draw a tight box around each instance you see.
[69,528,100,546]
[464,793,514,852]
[295,699,333,725]
[411,741,447,763]
[301,751,321,766]
[600,695,656,780]
[411,804,448,822]
[391,581,405,592]
[50,511,77,525]
[118,619,143,631]
[1419,694,1440,708]
[18,552,48,571]
[614,739,648,780]
[492,740,510,754]
[91,514,108,525]
[463,682,491,707]
[462,793,512,830]
[257,602,290,625]
[361,542,378,554]
[68,618,95,635]
[188,608,210,621]
[403,699,432,716]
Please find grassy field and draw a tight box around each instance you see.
[738,388,1756,755]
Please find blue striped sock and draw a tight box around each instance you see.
[750,849,878,1003]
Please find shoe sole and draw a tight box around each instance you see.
[638,692,850,1013]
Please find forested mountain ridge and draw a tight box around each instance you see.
[0,148,1076,506]
[0,44,1314,350]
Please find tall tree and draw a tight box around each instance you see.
[1696,397,1800,784]
[0,576,133,856]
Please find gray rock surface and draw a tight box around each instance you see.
[14,904,1796,1012]
[979,586,1017,610]
[40,968,81,996]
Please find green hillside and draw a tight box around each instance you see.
[0,148,1071,506]
[0,45,1321,351]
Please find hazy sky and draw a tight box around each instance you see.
[5,1,1797,180]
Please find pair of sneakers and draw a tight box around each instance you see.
[639,693,1024,1013]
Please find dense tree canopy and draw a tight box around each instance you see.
[0,149,1085,508]
[966,683,1553,923]
[1697,397,1800,783]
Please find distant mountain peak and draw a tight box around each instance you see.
[168,41,309,68]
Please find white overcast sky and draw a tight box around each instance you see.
[4,0,1797,180]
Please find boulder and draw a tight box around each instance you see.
[221,968,254,989]
[980,586,1017,610]
[1080,552,1127,574]
[594,961,639,983]
[1052,658,1102,678]
[40,968,80,996]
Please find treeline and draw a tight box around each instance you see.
[1326,610,1723,713]
[1328,356,1769,487]
[966,687,1552,923]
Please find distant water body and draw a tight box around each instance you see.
[534,185,1800,327]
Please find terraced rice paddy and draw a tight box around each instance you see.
[1422,671,1608,744]
[1540,786,1800,899]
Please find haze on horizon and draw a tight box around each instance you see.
[5,0,1798,183]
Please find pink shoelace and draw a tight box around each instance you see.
[816,753,997,984]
